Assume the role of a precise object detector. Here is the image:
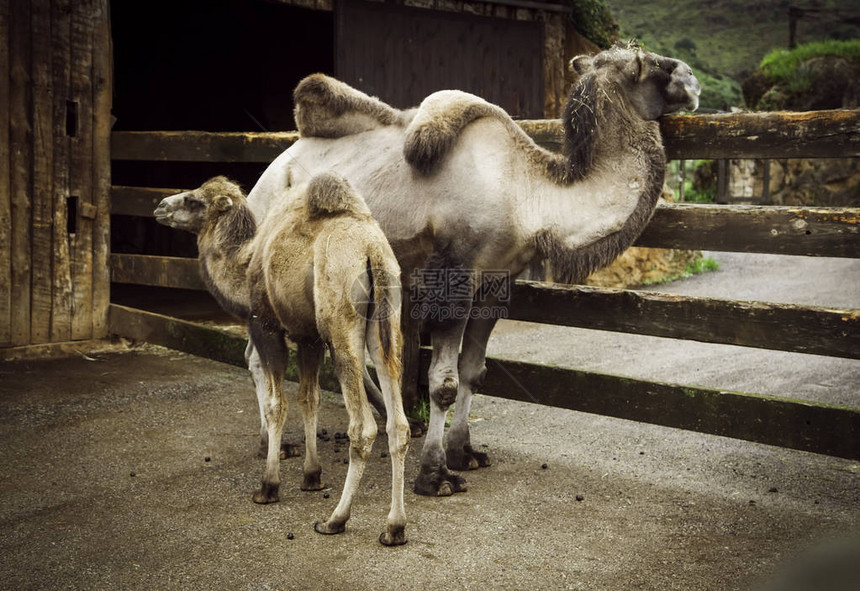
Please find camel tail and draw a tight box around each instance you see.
[305,173,370,219]
[366,250,402,383]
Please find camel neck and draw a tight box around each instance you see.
[198,204,257,320]
[527,91,666,284]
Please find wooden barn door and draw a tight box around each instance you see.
[334,0,544,118]
[0,0,112,348]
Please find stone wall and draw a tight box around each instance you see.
[725,158,860,207]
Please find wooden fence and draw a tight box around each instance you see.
[108,109,860,461]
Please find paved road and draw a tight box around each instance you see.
[491,252,860,407]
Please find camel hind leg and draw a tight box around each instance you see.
[296,341,326,491]
[314,333,377,537]
[365,318,410,546]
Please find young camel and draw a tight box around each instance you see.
[154,174,410,546]
[242,43,701,497]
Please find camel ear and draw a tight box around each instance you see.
[213,195,233,211]
[621,51,647,83]
[569,55,593,75]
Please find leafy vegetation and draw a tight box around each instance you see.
[760,39,860,91]
[568,0,620,49]
[641,257,720,286]
[606,0,860,110]
[685,257,720,275]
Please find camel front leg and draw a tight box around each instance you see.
[315,337,377,536]
[245,341,301,459]
[445,309,500,471]
[248,322,290,504]
[296,342,325,491]
[413,319,468,496]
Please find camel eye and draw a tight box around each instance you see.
[184,196,204,210]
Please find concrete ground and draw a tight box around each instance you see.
[1,252,858,590]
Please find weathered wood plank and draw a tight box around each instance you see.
[0,0,12,344]
[108,253,859,360]
[29,0,54,344]
[509,281,860,360]
[110,130,300,162]
[109,304,247,367]
[110,187,859,258]
[659,109,860,160]
[520,109,860,159]
[637,203,859,258]
[108,304,342,392]
[111,304,859,460]
[69,0,95,341]
[8,0,32,345]
[49,0,73,343]
[109,305,858,461]
[91,0,112,339]
[110,254,207,291]
[110,110,859,164]
[417,351,859,461]
[110,186,183,217]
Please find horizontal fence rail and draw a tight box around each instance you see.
[417,350,860,461]
[112,186,859,257]
[111,253,206,291]
[107,304,860,461]
[508,281,859,360]
[519,109,860,159]
[111,110,860,163]
[109,255,859,361]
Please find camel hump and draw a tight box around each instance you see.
[403,90,513,174]
[294,74,407,138]
[305,173,371,219]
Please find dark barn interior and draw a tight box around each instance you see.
[111,0,334,133]
[110,0,334,260]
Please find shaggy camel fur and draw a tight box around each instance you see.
[240,42,700,497]
[154,174,410,546]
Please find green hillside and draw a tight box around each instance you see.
[604,0,860,110]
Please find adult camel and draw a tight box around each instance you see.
[242,43,700,497]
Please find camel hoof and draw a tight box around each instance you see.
[473,449,491,468]
[379,527,407,546]
[280,442,302,459]
[314,520,346,536]
[252,482,280,504]
[408,418,426,438]
[446,445,491,471]
[301,471,325,491]
[413,469,467,497]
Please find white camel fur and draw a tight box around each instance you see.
[242,42,701,496]
[154,174,411,546]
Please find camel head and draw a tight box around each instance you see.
[569,42,701,120]
[154,176,246,234]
